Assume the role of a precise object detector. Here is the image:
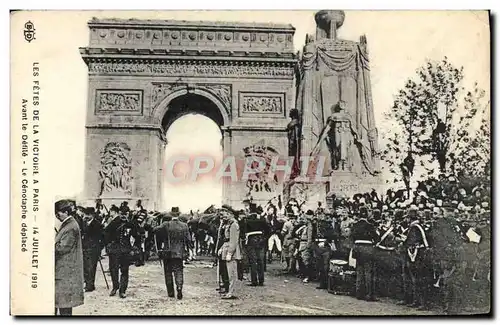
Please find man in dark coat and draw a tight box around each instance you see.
[404,205,431,309]
[243,212,270,286]
[351,205,378,301]
[314,214,335,290]
[54,199,84,316]
[103,205,138,298]
[131,209,147,267]
[81,207,103,292]
[154,207,192,300]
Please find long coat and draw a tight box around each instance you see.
[55,217,84,308]
[155,219,192,260]
[220,219,242,261]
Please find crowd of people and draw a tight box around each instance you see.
[54,173,491,315]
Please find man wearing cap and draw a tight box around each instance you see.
[351,204,378,301]
[266,205,283,263]
[219,205,242,299]
[299,210,315,283]
[281,209,298,274]
[81,207,104,292]
[132,208,147,267]
[431,204,468,313]
[314,213,335,290]
[54,199,84,315]
[103,205,138,298]
[243,211,270,286]
[215,214,230,294]
[292,215,307,278]
[403,205,431,309]
[154,207,192,300]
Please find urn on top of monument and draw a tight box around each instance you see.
[314,10,345,40]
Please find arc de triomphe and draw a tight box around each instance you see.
[80,18,297,210]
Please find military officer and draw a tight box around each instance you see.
[404,205,431,309]
[132,209,147,266]
[103,205,138,298]
[314,213,335,290]
[243,211,270,286]
[299,210,315,283]
[351,205,378,301]
[219,205,242,299]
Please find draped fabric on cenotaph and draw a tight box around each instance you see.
[296,38,380,176]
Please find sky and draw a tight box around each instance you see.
[11,10,490,211]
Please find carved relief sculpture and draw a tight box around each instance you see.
[297,10,381,175]
[243,141,279,198]
[96,90,142,112]
[151,83,232,117]
[240,93,284,116]
[199,84,232,114]
[88,61,295,79]
[99,142,133,196]
[311,100,379,176]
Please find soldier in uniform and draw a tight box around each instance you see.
[314,213,336,290]
[215,215,230,295]
[293,215,307,278]
[299,210,315,283]
[81,207,103,292]
[351,205,378,301]
[266,205,283,263]
[131,209,147,266]
[219,205,242,299]
[103,205,138,298]
[373,208,399,298]
[281,209,298,274]
[404,205,431,309]
[243,211,270,286]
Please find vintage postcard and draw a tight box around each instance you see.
[10,10,491,316]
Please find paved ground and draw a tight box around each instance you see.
[74,257,484,316]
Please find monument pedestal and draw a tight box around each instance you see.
[327,171,382,200]
[286,180,328,211]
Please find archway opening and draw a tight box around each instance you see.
[161,94,224,214]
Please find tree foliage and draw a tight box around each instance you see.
[382,57,490,185]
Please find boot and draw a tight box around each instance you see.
[177,289,183,300]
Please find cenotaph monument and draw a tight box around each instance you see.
[290,10,381,208]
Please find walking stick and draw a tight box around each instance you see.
[98,257,110,290]
[215,222,223,289]
[153,233,163,268]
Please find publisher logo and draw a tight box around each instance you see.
[23,21,35,43]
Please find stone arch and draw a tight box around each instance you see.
[152,87,231,129]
